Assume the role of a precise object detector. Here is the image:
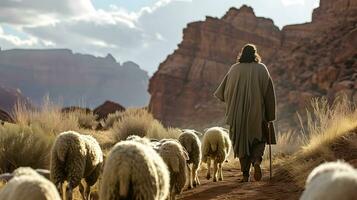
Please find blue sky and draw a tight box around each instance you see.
[0,0,319,74]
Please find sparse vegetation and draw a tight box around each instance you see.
[67,110,99,130]
[0,123,54,173]
[274,95,357,186]
[13,97,80,135]
[100,111,122,130]
[111,108,178,141]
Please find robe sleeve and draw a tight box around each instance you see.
[214,73,228,102]
[264,77,276,122]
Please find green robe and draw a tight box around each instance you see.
[214,62,276,158]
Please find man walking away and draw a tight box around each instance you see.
[214,44,276,182]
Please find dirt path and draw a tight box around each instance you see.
[178,167,302,200]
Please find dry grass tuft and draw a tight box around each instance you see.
[165,127,182,140]
[111,108,180,141]
[274,95,357,187]
[13,96,80,135]
[0,123,54,173]
[100,111,122,130]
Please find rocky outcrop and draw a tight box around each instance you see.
[149,0,357,130]
[61,106,92,114]
[0,109,14,124]
[93,100,125,120]
[0,49,150,108]
[0,85,31,114]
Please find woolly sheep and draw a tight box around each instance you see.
[300,161,357,200]
[0,167,61,200]
[50,131,103,200]
[178,129,202,189]
[202,127,231,182]
[305,160,355,185]
[156,139,189,200]
[99,140,170,200]
[0,169,50,183]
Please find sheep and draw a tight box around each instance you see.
[0,169,50,183]
[178,129,202,189]
[155,139,189,200]
[99,140,170,200]
[305,160,355,185]
[202,127,231,182]
[0,167,61,200]
[126,135,189,199]
[300,161,357,200]
[50,131,103,200]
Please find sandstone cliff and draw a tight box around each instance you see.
[149,0,357,129]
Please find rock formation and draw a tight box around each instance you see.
[0,85,31,114]
[0,49,150,108]
[93,100,125,120]
[149,0,357,130]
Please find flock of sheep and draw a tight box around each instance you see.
[0,126,357,200]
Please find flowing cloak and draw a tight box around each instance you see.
[214,62,276,158]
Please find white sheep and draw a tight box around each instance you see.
[178,129,202,189]
[50,131,103,200]
[0,169,50,183]
[156,139,189,200]
[202,127,231,182]
[0,167,61,200]
[300,161,357,200]
[99,140,170,200]
[305,160,355,185]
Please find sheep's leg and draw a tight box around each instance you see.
[85,184,90,200]
[170,187,176,200]
[218,162,223,181]
[213,159,218,182]
[206,157,211,180]
[56,182,63,198]
[79,182,85,199]
[195,172,200,186]
[65,184,74,200]
[79,182,90,200]
[193,163,200,187]
[187,164,193,189]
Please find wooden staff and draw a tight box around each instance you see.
[268,122,273,180]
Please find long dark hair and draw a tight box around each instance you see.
[237,44,261,63]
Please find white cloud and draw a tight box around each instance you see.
[0,25,39,47]
[0,0,320,74]
[0,0,95,26]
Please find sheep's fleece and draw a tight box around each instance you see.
[50,131,103,199]
[300,161,357,200]
[100,140,170,200]
[0,167,61,200]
